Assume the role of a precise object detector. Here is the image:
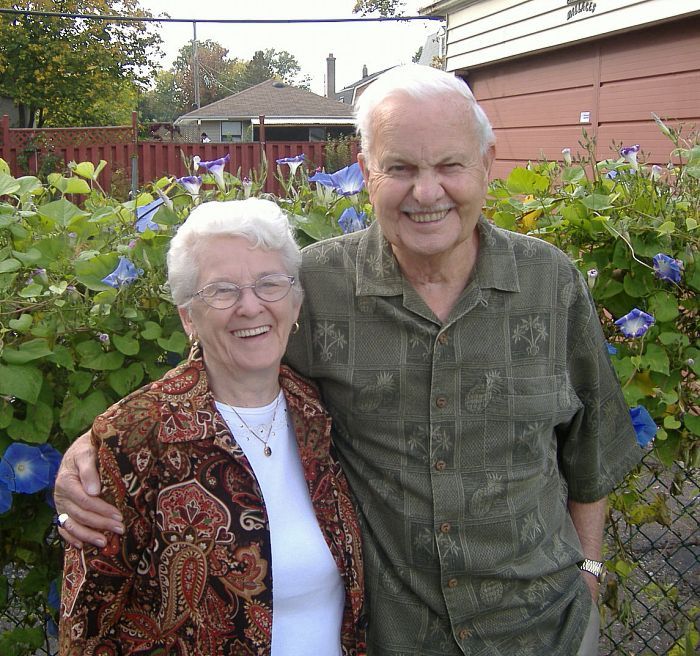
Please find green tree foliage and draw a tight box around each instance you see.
[353,0,406,16]
[0,0,163,127]
[239,49,311,92]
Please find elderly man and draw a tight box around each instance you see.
[55,65,641,655]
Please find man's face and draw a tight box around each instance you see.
[358,93,494,266]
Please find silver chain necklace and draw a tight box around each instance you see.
[227,393,281,457]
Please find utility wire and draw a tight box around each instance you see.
[0,8,443,24]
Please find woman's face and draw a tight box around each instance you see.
[178,236,301,385]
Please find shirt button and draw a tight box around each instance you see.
[458,628,471,640]
[447,578,458,588]
[438,333,449,345]
[435,460,446,471]
[439,522,451,534]
[435,396,447,408]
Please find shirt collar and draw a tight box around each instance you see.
[355,216,520,297]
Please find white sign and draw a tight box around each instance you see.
[580,111,591,123]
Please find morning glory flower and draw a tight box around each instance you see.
[47,580,60,611]
[620,144,640,170]
[652,253,682,283]
[338,207,368,234]
[606,343,618,356]
[629,406,657,448]
[276,153,306,176]
[242,177,253,199]
[37,443,62,488]
[0,443,51,493]
[586,268,598,289]
[101,256,142,288]
[561,148,572,166]
[177,175,202,197]
[194,153,230,189]
[309,162,365,196]
[134,198,163,233]
[614,308,655,338]
[0,480,11,513]
[650,164,662,181]
[605,170,618,181]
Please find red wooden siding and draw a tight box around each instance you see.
[465,16,700,180]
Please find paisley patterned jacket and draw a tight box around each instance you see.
[59,357,365,655]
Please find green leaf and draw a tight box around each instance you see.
[492,210,517,231]
[622,271,653,298]
[15,176,41,196]
[74,252,119,291]
[18,282,43,298]
[641,344,670,376]
[141,321,162,340]
[290,210,341,242]
[68,370,94,395]
[0,626,44,655]
[656,221,675,235]
[657,331,689,347]
[687,217,698,231]
[0,258,21,273]
[71,161,98,180]
[8,313,32,332]
[684,413,700,437]
[663,415,681,429]
[112,332,140,356]
[47,344,75,370]
[36,198,88,228]
[7,399,53,443]
[0,399,12,429]
[108,362,145,396]
[581,193,613,211]
[157,331,187,353]
[0,173,20,196]
[1,338,53,365]
[76,341,125,371]
[505,168,549,194]
[0,363,42,403]
[13,247,43,265]
[648,291,679,322]
[59,390,108,437]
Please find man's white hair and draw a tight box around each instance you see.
[167,198,301,308]
[354,64,495,158]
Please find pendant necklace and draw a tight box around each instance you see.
[228,393,281,457]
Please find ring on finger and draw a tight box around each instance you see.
[57,512,70,528]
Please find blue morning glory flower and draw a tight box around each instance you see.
[338,207,367,234]
[606,343,618,356]
[652,253,683,284]
[134,198,163,233]
[614,308,655,338]
[309,162,364,196]
[605,170,618,180]
[38,443,63,488]
[619,144,640,170]
[629,406,657,448]
[47,579,60,611]
[0,480,11,514]
[0,443,51,493]
[194,154,230,189]
[101,256,142,288]
[276,153,306,176]
[177,175,202,196]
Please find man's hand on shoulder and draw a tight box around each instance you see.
[54,432,124,549]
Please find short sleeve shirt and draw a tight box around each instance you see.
[285,217,642,656]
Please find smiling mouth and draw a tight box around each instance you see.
[232,326,270,338]
[403,209,452,223]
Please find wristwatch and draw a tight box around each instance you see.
[578,558,605,580]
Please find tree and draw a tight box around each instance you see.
[240,49,311,91]
[0,0,163,127]
[353,0,406,16]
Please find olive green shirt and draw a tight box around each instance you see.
[285,217,641,655]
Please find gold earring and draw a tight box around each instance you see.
[290,321,300,335]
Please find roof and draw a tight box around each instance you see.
[335,67,393,105]
[177,79,355,123]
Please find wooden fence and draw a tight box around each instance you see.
[0,113,359,197]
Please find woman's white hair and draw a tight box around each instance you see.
[354,64,495,158]
[167,198,302,307]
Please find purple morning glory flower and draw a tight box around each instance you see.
[276,153,306,176]
[37,443,63,487]
[605,170,618,180]
[0,480,11,513]
[0,443,51,493]
[614,308,655,338]
[620,144,640,169]
[338,207,368,234]
[242,177,253,198]
[101,256,142,288]
[606,343,618,356]
[650,164,662,181]
[586,268,598,289]
[193,154,230,189]
[177,175,202,196]
[629,406,657,448]
[561,148,572,166]
[134,198,163,233]
[652,253,682,284]
[309,162,365,196]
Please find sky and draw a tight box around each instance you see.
[136,1,444,96]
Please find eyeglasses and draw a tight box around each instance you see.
[194,274,295,309]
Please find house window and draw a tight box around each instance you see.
[221,121,243,143]
[309,127,326,142]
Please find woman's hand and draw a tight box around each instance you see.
[54,432,124,548]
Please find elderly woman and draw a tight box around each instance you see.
[58,199,364,655]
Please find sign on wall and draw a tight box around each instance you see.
[567,0,598,21]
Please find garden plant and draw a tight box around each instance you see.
[0,119,697,655]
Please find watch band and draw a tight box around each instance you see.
[578,558,604,579]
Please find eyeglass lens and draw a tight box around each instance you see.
[197,274,293,308]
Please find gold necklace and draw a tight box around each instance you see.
[227,393,281,457]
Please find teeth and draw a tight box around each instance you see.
[233,326,270,338]
[405,210,451,223]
